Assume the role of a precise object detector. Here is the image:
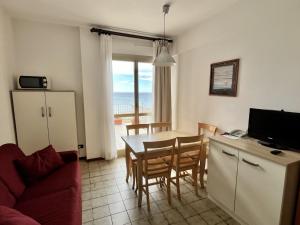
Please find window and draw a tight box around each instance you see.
[112,55,153,150]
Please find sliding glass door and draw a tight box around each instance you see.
[112,57,153,150]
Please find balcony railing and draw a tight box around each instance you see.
[113,104,151,118]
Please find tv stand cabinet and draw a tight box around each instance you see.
[207,136,300,225]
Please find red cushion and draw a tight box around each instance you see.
[0,205,40,225]
[15,145,64,185]
[15,187,81,225]
[0,144,26,198]
[19,161,80,201]
[0,179,16,207]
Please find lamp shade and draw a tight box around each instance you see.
[153,46,176,67]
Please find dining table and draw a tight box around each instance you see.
[122,130,208,207]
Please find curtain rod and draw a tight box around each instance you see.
[90,27,173,43]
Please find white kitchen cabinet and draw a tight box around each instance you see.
[235,151,285,225]
[12,91,78,155]
[207,136,300,225]
[207,141,239,212]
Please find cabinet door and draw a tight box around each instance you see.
[207,141,239,212]
[235,151,286,225]
[12,92,49,155]
[45,92,78,151]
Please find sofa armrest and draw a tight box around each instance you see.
[59,151,78,163]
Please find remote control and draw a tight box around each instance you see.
[270,150,282,155]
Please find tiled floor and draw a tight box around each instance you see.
[80,158,240,225]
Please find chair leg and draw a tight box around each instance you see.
[146,178,150,211]
[132,164,136,190]
[176,171,181,201]
[167,176,171,205]
[193,168,198,196]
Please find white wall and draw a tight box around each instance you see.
[176,0,300,133]
[0,7,16,144]
[13,20,86,153]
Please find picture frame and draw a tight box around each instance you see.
[209,59,240,97]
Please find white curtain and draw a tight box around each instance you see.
[98,35,117,160]
[80,31,116,160]
[153,40,172,124]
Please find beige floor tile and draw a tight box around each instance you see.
[92,196,108,208]
[92,205,110,219]
[111,211,131,225]
[131,218,151,225]
[82,209,93,223]
[82,200,93,210]
[186,215,207,225]
[176,205,197,218]
[106,193,123,204]
[109,201,126,214]
[127,207,146,221]
[163,209,185,224]
[147,213,168,225]
[93,216,113,225]
[200,210,222,225]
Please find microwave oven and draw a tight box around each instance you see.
[17,76,51,90]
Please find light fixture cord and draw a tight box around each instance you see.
[163,11,166,46]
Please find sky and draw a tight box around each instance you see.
[112,61,153,93]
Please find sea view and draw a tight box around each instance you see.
[113,92,152,114]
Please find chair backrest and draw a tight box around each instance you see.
[176,135,204,168]
[150,122,171,133]
[198,123,217,137]
[143,138,176,177]
[126,124,150,135]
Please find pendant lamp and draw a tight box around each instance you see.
[153,4,176,67]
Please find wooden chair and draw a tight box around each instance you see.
[171,135,203,200]
[195,122,217,187]
[126,124,150,190]
[150,122,171,133]
[198,123,217,137]
[142,138,176,211]
[126,124,150,135]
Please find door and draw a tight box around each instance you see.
[45,92,78,151]
[12,91,49,155]
[235,151,286,225]
[112,58,153,150]
[207,141,239,212]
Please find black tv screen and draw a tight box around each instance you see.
[248,108,300,150]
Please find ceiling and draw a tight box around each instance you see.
[0,0,239,37]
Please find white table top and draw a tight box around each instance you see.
[121,130,194,155]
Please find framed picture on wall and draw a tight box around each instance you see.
[209,59,240,96]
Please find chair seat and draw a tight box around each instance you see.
[143,158,169,177]
[186,150,200,159]
[172,155,196,170]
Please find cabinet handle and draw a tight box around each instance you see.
[48,107,52,117]
[242,158,260,167]
[222,150,236,157]
[41,107,45,117]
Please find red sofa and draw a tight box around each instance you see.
[0,144,82,225]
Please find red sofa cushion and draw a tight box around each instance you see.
[15,187,81,225]
[15,145,64,185]
[0,144,26,198]
[0,179,16,207]
[0,205,40,225]
[19,161,80,202]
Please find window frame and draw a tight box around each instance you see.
[112,54,153,124]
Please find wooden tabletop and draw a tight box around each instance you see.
[121,130,194,155]
[210,135,300,166]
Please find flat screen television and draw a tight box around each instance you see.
[248,108,300,151]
